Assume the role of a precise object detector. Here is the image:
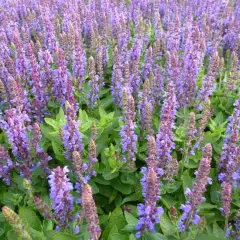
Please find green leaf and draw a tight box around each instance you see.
[94,176,111,185]
[56,108,66,125]
[19,207,42,231]
[160,213,175,236]
[78,109,89,123]
[212,222,226,239]
[182,173,193,196]
[44,231,79,240]
[143,232,168,240]
[165,181,182,193]
[29,228,45,240]
[120,173,138,185]
[43,220,53,231]
[108,225,127,240]
[103,171,119,181]
[111,178,133,195]
[121,224,136,232]
[40,125,60,142]
[202,132,221,145]
[102,207,127,239]
[198,203,217,211]
[210,182,220,204]
[214,112,224,124]
[195,233,225,240]
[89,180,99,194]
[0,228,4,237]
[109,157,117,169]
[99,106,107,118]
[44,118,60,129]
[129,233,137,240]
[122,193,141,204]
[124,211,138,225]
[7,230,17,240]
[97,184,114,197]
[51,141,64,160]
[161,195,177,209]
[109,190,118,204]
[101,95,113,108]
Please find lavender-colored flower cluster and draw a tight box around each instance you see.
[0,0,240,238]
[48,166,74,231]
[61,102,83,160]
[219,96,240,184]
[120,88,138,166]
[0,108,31,161]
[156,82,177,171]
[178,144,212,232]
[136,136,164,238]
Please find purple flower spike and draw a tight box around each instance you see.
[156,82,177,171]
[120,88,137,166]
[48,166,74,230]
[136,136,164,237]
[0,108,31,161]
[178,144,212,232]
[61,102,83,160]
[0,145,14,185]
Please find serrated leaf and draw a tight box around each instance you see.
[44,118,60,129]
[56,108,66,125]
[78,109,89,123]
[195,233,225,240]
[7,230,17,240]
[51,141,64,157]
[124,211,138,225]
[102,207,127,239]
[121,224,136,232]
[165,182,182,193]
[129,234,137,240]
[203,132,221,145]
[97,184,114,197]
[111,179,133,195]
[182,173,193,197]
[108,226,127,240]
[161,195,177,209]
[109,157,117,169]
[210,182,220,204]
[122,193,141,204]
[160,213,175,236]
[43,220,53,231]
[89,180,99,194]
[198,203,217,211]
[44,231,79,240]
[143,232,168,240]
[214,112,224,124]
[212,222,226,238]
[40,125,60,142]
[80,121,92,132]
[94,176,111,185]
[103,171,119,180]
[0,228,4,237]
[19,207,42,231]
[99,106,107,118]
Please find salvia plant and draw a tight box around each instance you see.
[0,0,240,240]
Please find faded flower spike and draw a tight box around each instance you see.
[2,206,32,240]
[82,184,101,240]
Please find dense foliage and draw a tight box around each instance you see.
[0,0,240,239]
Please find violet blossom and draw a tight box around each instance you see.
[48,166,74,231]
